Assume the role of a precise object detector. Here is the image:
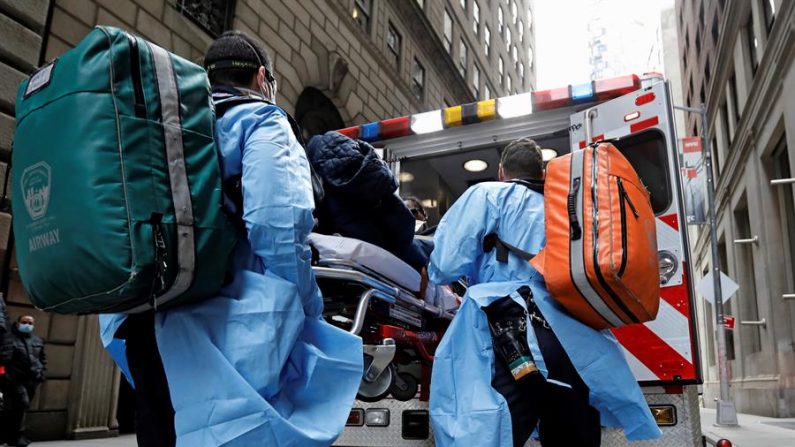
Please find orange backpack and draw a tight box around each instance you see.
[530,142,660,330]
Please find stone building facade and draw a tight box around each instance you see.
[0,0,536,440]
[675,0,795,417]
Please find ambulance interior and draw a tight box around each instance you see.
[396,129,672,227]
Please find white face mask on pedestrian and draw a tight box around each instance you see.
[17,323,34,334]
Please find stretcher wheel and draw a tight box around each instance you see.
[389,372,418,401]
[357,364,395,402]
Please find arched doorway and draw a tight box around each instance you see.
[294,87,345,141]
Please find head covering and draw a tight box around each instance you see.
[204,31,273,79]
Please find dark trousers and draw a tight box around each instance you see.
[491,315,601,447]
[119,312,176,447]
[0,381,37,444]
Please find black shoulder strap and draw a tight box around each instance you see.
[483,233,536,263]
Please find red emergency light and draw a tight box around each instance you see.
[532,74,641,111]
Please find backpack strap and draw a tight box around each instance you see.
[483,233,536,263]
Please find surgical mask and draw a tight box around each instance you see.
[17,323,34,334]
[414,220,426,233]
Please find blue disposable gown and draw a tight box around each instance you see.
[428,182,661,446]
[100,102,363,446]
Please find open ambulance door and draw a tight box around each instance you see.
[569,80,702,386]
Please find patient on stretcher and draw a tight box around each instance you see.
[306,131,433,273]
[309,233,460,312]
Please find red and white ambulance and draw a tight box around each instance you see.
[332,74,703,446]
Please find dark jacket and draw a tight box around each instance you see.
[7,326,46,383]
[306,132,428,272]
[0,298,12,364]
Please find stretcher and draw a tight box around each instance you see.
[309,233,459,402]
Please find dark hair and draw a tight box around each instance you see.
[404,197,427,220]
[204,31,272,87]
[500,138,543,180]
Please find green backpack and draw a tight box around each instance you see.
[11,26,238,314]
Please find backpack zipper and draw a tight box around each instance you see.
[568,177,582,240]
[126,33,147,118]
[616,178,630,277]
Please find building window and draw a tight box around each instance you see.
[511,0,518,24]
[518,20,524,42]
[506,75,512,92]
[498,6,504,35]
[695,29,701,56]
[473,1,480,35]
[506,26,511,47]
[733,196,762,354]
[499,56,504,85]
[352,0,372,33]
[386,23,401,68]
[415,0,424,8]
[459,40,468,77]
[763,0,776,33]
[484,83,491,100]
[460,0,466,10]
[717,238,736,360]
[698,1,705,29]
[527,7,532,29]
[443,10,453,53]
[705,57,711,87]
[711,15,719,44]
[473,65,480,98]
[176,0,235,37]
[528,45,533,68]
[512,45,517,64]
[720,101,731,147]
[771,135,795,342]
[412,58,425,102]
[699,84,705,105]
[484,25,491,57]
[519,62,524,85]
[747,14,758,74]
[728,72,740,123]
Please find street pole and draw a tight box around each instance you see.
[673,104,738,426]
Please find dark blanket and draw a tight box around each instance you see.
[306,131,428,272]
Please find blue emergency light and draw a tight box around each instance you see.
[570,82,595,102]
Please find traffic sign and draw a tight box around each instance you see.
[696,271,739,304]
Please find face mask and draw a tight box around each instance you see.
[18,323,34,334]
[414,220,426,233]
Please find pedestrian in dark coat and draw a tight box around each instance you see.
[306,131,429,271]
[1,315,46,447]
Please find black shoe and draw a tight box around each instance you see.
[9,436,31,447]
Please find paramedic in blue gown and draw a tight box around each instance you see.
[99,31,363,447]
[428,138,661,447]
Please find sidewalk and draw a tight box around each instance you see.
[700,407,795,447]
[28,435,135,446]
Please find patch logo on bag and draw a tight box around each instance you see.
[24,60,56,99]
[21,162,51,221]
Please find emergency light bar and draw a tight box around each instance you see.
[336,74,642,142]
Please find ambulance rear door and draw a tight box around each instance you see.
[569,80,702,385]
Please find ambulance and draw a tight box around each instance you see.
[332,74,703,446]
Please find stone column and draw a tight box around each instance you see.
[66,315,120,439]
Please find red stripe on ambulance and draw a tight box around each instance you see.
[629,116,659,133]
[612,323,696,380]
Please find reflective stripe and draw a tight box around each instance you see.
[568,150,624,327]
[147,42,195,307]
[547,379,573,389]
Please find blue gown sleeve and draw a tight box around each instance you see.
[429,185,498,285]
[240,107,321,314]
